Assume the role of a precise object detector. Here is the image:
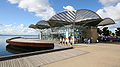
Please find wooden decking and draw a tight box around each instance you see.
[0,49,87,67]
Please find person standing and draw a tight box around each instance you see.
[63,38,65,45]
[65,38,68,45]
[88,38,91,44]
[59,37,62,45]
[70,38,73,46]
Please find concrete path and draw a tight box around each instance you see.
[0,49,87,67]
[43,43,120,67]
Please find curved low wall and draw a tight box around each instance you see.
[6,37,54,49]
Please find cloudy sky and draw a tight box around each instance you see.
[0,0,120,35]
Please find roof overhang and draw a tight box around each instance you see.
[29,9,115,29]
[98,18,115,26]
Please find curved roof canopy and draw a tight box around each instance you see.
[36,20,50,29]
[29,9,115,29]
[49,9,103,27]
[29,24,37,29]
[98,18,115,26]
[29,20,50,29]
[50,10,76,22]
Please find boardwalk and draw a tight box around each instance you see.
[0,49,87,67]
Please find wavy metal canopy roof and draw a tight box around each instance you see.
[98,18,115,26]
[49,9,103,27]
[29,20,50,29]
[29,24,37,29]
[29,9,115,29]
[36,20,50,29]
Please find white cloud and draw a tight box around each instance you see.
[63,6,75,10]
[97,3,120,21]
[5,24,12,27]
[0,24,39,35]
[8,0,55,20]
[97,0,120,30]
[8,0,20,4]
[99,0,120,6]
[19,24,24,28]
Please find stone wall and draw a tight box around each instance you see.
[84,26,97,43]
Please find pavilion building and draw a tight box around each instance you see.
[29,9,115,44]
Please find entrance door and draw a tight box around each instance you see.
[74,31,82,44]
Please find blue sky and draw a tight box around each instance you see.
[0,0,120,35]
[0,0,102,26]
[49,0,102,12]
[0,0,40,26]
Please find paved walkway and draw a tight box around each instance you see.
[43,43,120,67]
[0,49,87,67]
[1,43,120,67]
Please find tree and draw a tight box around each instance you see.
[109,31,112,36]
[115,28,120,36]
[112,33,115,36]
[102,27,110,36]
[97,28,102,35]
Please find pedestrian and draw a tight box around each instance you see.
[70,38,73,46]
[88,38,91,44]
[59,37,62,45]
[63,38,65,45]
[65,38,68,45]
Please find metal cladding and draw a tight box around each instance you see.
[98,18,115,26]
[75,9,101,22]
[29,9,115,29]
[50,10,76,23]
[36,20,50,29]
[29,24,37,29]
